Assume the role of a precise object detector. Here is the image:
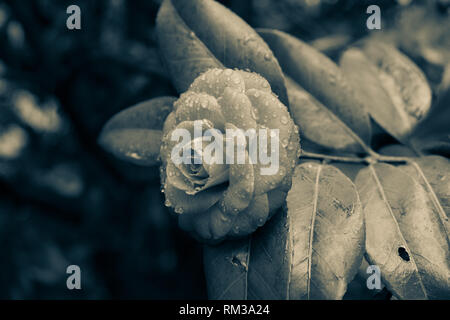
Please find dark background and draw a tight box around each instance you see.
[0,0,448,299]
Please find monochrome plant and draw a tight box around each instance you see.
[99,0,450,300]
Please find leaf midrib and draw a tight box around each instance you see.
[306,164,322,299]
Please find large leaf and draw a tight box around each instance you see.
[355,163,450,299]
[340,41,432,143]
[98,96,176,166]
[156,0,288,105]
[204,162,364,300]
[399,156,450,236]
[258,29,372,146]
[285,76,368,154]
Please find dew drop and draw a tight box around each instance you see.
[251,108,259,120]
[263,52,271,61]
[175,207,184,214]
[232,75,241,84]
[243,35,252,44]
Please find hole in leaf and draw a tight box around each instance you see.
[231,256,241,266]
[230,254,248,271]
[398,247,410,261]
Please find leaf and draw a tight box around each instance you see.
[156,0,288,105]
[355,163,450,299]
[258,29,372,146]
[409,84,450,156]
[285,76,368,154]
[399,156,450,236]
[204,162,364,300]
[99,96,176,166]
[340,42,432,143]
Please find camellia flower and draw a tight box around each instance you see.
[160,68,300,241]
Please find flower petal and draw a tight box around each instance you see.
[175,91,226,130]
[190,68,245,98]
[162,111,177,138]
[164,182,224,214]
[220,87,258,131]
[166,160,196,193]
[247,89,298,194]
[246,88,293,144]
[236,70,272,93]
[219,142,254,216]
[251,128,288,195]
[209,204,234,240]
[230,194,269,237]
[160,119,214,165]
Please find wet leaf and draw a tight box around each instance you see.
[101,97,176,132]
[285,76,368,154]
[156,0,288,105]
[204,162,364,300]
[399,156,450,235]
[340,42,432,143]
[355,163,450,299]
[258,29,372,146]
[99,97,176,166]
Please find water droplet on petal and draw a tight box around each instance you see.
[175,207,184,214]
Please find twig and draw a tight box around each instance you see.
[301,151,412,164]
[301,151,368,163]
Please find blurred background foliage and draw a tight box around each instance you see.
[0,0,448,299]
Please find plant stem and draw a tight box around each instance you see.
[301,151,412,164]
[370,152,411,163]
[301,151,367,163]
